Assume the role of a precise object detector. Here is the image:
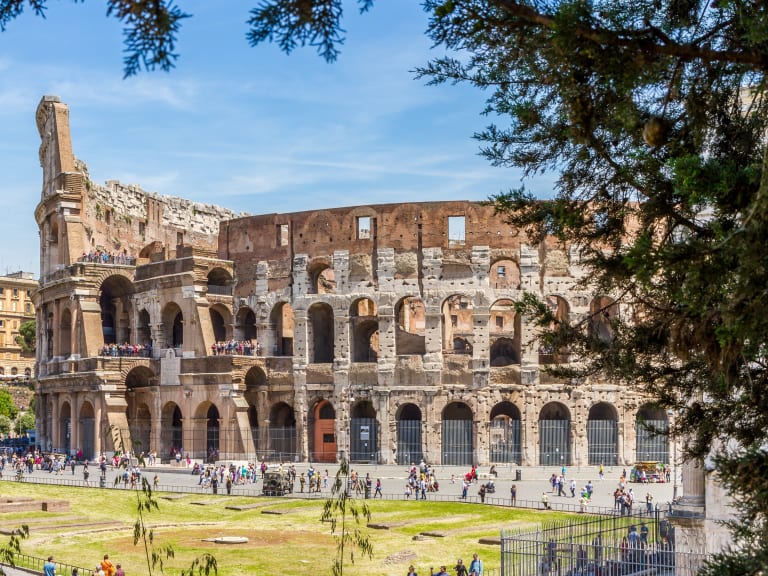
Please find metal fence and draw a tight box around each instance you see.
[636,420,669,464]
[2,551,94,576]
[539,420,571,466]
[396,420,423,465]
[501,512,709,576]
[442,419,474,465]
[587,420,618,466]
[490,419,521,464]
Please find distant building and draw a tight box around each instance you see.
[0,271,36,381]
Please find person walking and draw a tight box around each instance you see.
[374,478,383,498]
[44,555,56,576]
[115,563,126,576]
[469,553,483,576]
[455,558,468,576]
[101,554,116,576]
[510,484,517,506]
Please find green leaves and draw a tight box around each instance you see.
[320,456,373,576]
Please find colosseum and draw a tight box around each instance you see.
[33,95,671,467]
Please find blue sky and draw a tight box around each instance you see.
[0,0,554,277]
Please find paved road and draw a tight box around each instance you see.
[4,461,676,514]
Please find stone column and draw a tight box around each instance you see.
[94,399,103,458]
[377,390,391,464]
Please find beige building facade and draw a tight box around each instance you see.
[0,271,37,381]
[33,96,671,467]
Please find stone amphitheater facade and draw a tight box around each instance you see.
[33,96,671,466]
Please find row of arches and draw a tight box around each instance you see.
[109,392,667,465]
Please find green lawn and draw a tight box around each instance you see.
[0,483,574,576]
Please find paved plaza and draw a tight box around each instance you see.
[5,460,677,514]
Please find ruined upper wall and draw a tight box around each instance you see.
[219,201,544,291]
[81,166,242,260]
[34,97,244,271]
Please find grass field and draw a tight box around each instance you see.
[0,482,574,576]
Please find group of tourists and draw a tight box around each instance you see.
[98,342,152,357]
[79,250,136,266]
[43,553,125,576]
[210,339,261,356]
[412,552,483,576]
[405,460,439,499]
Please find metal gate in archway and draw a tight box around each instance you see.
[489,419,521,463]
[539,420,570,466]
[396,420,422,465]
[636,420,669,463]
[80,418,95,460]
[350,418,377,462]
[442,419,473,465]
[587,419,618,465]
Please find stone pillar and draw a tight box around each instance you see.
[377,390,391,464]
[49,395,58,451]
[70,393,80,454]
[94,399,103,459]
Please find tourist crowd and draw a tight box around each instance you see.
[210,339,261,356]
[79,250,136,266]
[99,343,152,357]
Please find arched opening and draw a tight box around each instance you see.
[206,404,220,462]
[236,307,257,342]
[590,296,619,343]
[244,366,267,455]
[396,404,422,465]
[489,401,522,463]
[539,296,570,364]
[162,302,183,349]
[60,401,71,455]
[207,267,233,296]
[395,296,426,355]
[139,241,164,260]
[308,303,334,363]
[161,402,183,459]
[78,401,96,461]
[350,401,377,463]
[490,338,519,366]
[209,305,229,343]
[442,295,474,354]
[10,367,17,376]
[539,402,571,466]
[310,399,336,462]
[99,275,134,345]
[126,402,152,456]
[490,298,521,365]
[351,298,379,362]
[137,309,152,349]
[636,405,669,463]
[310,263,336,295]
[60,308,72,357]
[270,302,294,356]
[269,402,297,460]
[442,402,473,465]
[587,402,619,465]
[24,367,31,378]
[490,259,521,289]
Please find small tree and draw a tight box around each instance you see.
[14,412,35,436]
[110,427,218,576]
[15,321,35,353]
[320,454,373,576]
[0,390,18,421]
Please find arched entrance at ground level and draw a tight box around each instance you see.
[310,399,336,462]
[442,402,473,466]
[539,402,571,466]
[206,404,220,462]
[78,401,96,461]
[244,366,267,455]
[160,402,183,459]
[587,402,618,465]
[636,405,669,463]
[489,402,521,464]
[59,402,72,455]
[350,401,377,463]
[126,366,155,454]
[396,404,422,465]
[126,403,151,455]
[269,403,297,460]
